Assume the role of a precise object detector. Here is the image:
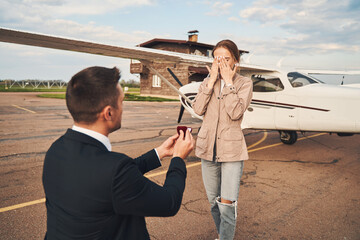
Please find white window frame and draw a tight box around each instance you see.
[152,74,161,87]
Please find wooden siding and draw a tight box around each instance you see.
[140,62,189,96]
[136,42,212,96]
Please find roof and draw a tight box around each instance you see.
[138,38,214,49]
[138,38,249,54]
[188,30,199,35]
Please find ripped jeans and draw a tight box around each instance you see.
[201,159,244,240]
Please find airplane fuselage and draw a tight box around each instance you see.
[179,70,360,134]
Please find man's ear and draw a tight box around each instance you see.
[102,106,112,121]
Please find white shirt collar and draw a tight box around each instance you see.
[72,125,112,151]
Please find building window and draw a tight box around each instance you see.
[152,75,161,87]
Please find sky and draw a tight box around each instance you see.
[0,0,359,84]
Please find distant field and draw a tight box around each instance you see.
[0,85,140,93]
[123,88,140,93]
[1,85,177,102]
[37,92,178,102]
[0,85,66,92]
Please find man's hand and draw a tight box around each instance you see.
[172,130,195,159]
[155,134,179,159]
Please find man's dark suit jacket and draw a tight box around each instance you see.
[42,129,187,239]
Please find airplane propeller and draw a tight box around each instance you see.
[177,105,185,123]
[167,68,186,123]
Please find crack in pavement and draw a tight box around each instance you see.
[181,198,208,216]
[242,181,278,188]
[0,152,46,160]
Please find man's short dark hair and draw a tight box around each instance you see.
[66,66,121,123]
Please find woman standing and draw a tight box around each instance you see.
[192,40,253,240]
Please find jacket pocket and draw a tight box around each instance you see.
[196,128,208,154]
[223,129,243,154]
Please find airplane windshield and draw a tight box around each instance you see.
[287,72,323,88]
[251,75,284,92]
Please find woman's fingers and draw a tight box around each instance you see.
[217,57,235,84]
[206,65,211,73]
[208,59,219,81]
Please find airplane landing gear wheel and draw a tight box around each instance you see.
[279,131,297,145]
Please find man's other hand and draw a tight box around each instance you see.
[155,134,179,159]
[173,130,194,159]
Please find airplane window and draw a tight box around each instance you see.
[251,75,284,92]
[287,72,320,88]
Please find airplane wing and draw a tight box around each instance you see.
[0,27,212,67]
[0,27,275,72]
[240,63,276,73]
[297,69,360,75]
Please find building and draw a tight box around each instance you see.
[130,30,248,97]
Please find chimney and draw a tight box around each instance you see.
[188,30,199,42]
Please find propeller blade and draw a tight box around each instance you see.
[177,105,185,123]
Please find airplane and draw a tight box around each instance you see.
[1,27,359,145]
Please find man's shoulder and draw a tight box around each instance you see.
[46,130,132,165]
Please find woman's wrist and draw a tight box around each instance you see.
[207,78,216,89]
[224,79,233,85]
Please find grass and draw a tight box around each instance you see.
[37,92,179,102]
[37,93,66,99]
[124,93,178,102]
[2,85,177,102]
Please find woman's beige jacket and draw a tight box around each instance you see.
[192,73,253,162]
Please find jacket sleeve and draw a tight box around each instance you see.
[221,77,253,121]
[192,78,214,116]
[112,156,187,217]
[132,149,161,174]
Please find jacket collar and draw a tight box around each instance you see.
[64,129,109,152]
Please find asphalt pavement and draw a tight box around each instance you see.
[0,92,359,240]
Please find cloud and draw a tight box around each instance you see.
[240,6,287,23]
[228,16,240,22]
[41,19,155,45]
[0,0,157,46]
[225,31,359,60]
[237,0,360,55]
[0,0,156,16]
[205,1,233,16]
